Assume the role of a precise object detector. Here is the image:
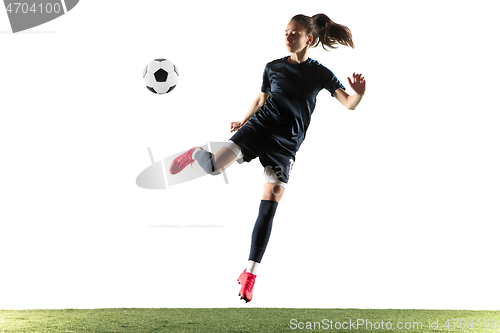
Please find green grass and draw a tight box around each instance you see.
[1,308,499,332]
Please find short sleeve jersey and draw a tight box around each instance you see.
[249,56,345,151]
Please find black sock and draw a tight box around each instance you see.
[194,149,221,175]
[249,200,279,263]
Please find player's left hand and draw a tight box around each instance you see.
[347,73,366,96]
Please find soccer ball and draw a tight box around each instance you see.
[143,58,179,94]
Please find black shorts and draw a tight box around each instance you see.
[229,121,296,183]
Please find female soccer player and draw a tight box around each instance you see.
[169,13,366,303]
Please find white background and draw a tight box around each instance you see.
[0,0,499,310]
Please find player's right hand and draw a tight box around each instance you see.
[230,121,246,132]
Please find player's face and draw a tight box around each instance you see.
[285,21,311,53]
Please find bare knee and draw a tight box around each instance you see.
[262,183,285,202]
[213,147,238,173]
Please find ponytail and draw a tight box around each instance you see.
[291,13,355,50]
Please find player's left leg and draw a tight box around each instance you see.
[261,181,286,202]
[247,182,284,271]
[239,168,286,303]
[249,173,286,270]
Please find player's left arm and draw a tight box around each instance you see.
[333,73,366,110]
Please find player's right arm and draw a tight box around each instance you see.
[231,92,269,132]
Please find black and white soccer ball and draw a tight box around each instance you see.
[143,58,179,94]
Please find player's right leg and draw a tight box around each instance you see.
[169,141,242,175]
[194,141,242,175]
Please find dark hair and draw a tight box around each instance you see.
[291,13,354,50]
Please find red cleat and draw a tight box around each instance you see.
[169,147,202,175]
[238,269,257,303]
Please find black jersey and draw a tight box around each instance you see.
[248,56,345,151]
